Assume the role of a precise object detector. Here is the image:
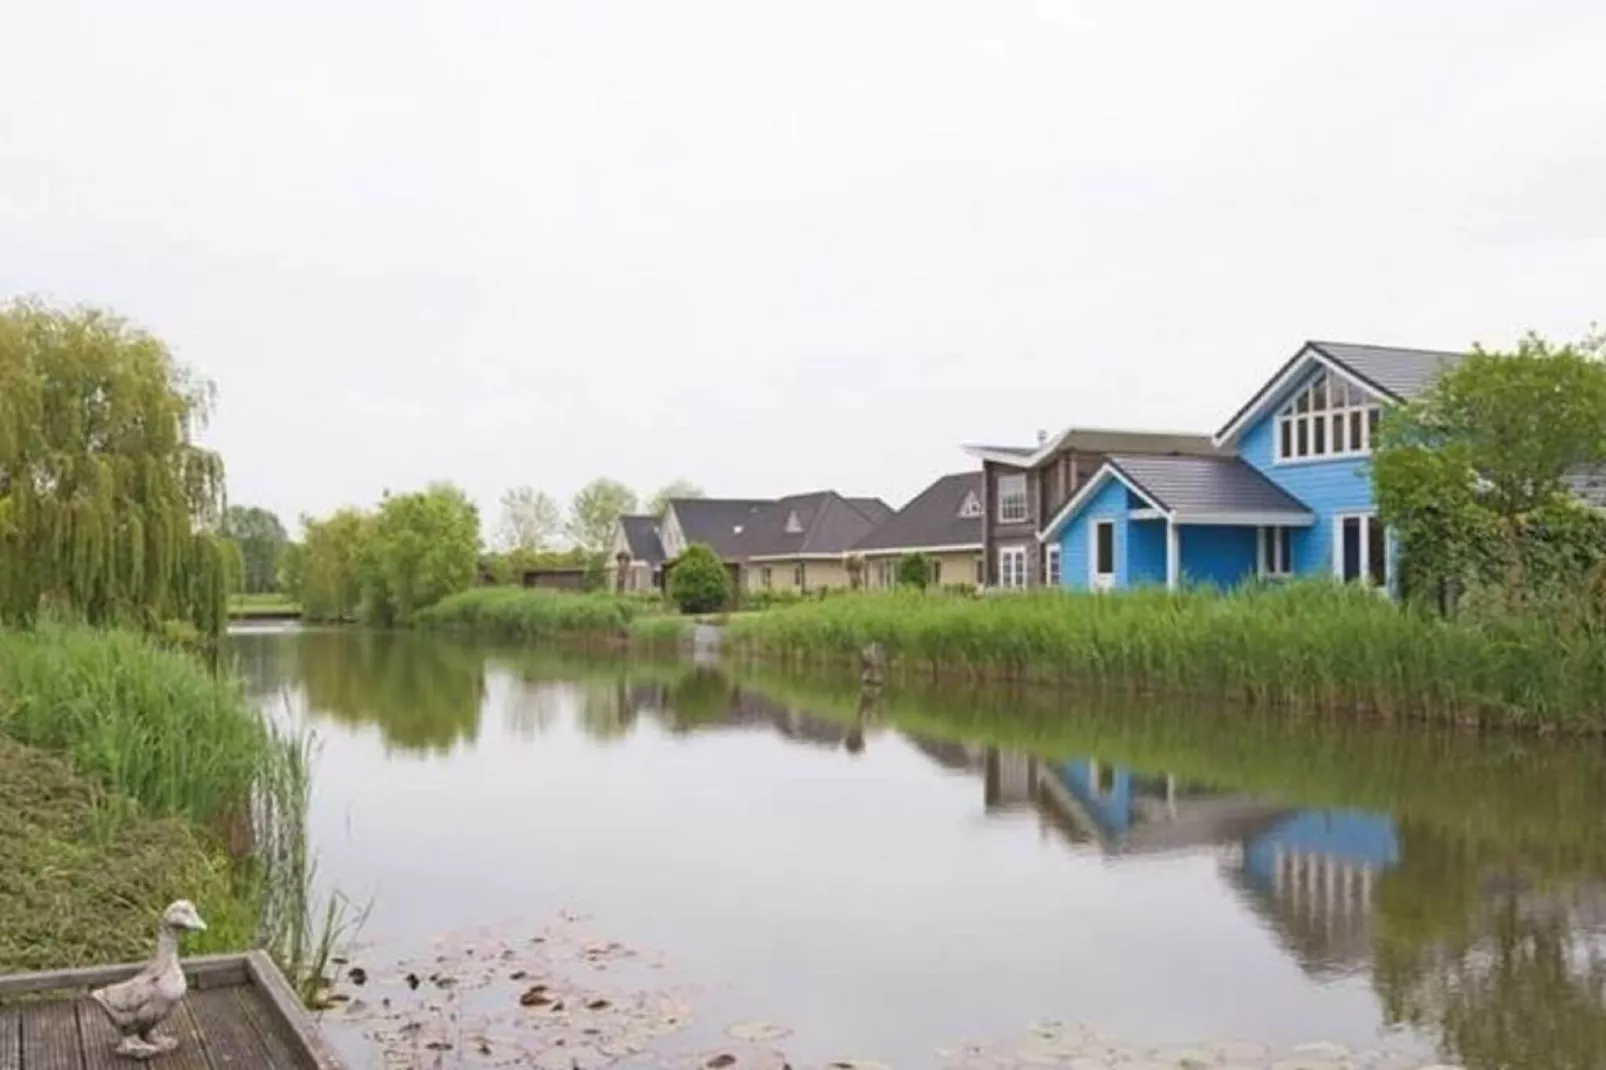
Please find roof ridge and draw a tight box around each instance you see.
[1308,339,1468,358]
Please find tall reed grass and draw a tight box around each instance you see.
[722,582,1606,728]
[0,621,313,965]
[416,586,651,640]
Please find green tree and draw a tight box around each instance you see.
[495,486,562,552]
[647,479,704,517]
[223,505,289,594]
[294,508,368,622]
[1376,328,1606,606]
[361,483,481,625]
[567,477,638,553]
[0,299,229,636]
[668,543,731,614]
[896,553,932,590]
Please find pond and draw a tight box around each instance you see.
[231,625,1606,1070]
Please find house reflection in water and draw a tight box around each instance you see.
[1224,808,1400,976]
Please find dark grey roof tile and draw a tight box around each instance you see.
[853,471,983,553]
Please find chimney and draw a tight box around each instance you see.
[1036,429,1048,445]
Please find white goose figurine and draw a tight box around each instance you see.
[90,899,208,1060]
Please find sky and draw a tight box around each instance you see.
[3,1,1604,533]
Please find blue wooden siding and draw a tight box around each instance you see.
[1178,524,1257,589]
[1126,518,1165,586]
[1057,478,1134,589]
[1237,368,1379,578]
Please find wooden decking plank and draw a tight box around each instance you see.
[233,987,315,1069]
[77,999,212,1070]
[185,988,280,1069]
[0,1006,20,1070]
[19,1001,84,1070]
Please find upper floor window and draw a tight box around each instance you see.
[997,474,1029,523]
[1276,370,1381,462]
[957,491,982,519]
[784,510,803,534]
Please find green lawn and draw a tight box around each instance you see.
[228,592,302,617]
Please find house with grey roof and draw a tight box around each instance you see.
[851,471,986,589]
[733,491,892,595]
[1037,339,1467,592]
[962,428,1221,590]
[608,497,771,593]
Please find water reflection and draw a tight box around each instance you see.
[233,629,1606,1070]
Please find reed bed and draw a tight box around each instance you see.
[416,586,651,640]
[722,583,1606,728]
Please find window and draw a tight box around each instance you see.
[875,560,895,589]
[793,562,806,591]
[761,566,772,589]
[1275,370,1381,462]
[974,555,986,587]
[784,510,803,535]
[931,560,943,586]
[1045,544,1061,587]
[1094,521,1115,577]
[957,491,982,519]
[997,474,1029,524]
[998,546,1027,589]
[1259,526,1292,577]
[1336,513,1388,588]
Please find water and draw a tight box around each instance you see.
[231,625,1606,1070]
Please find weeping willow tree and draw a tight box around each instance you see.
[0,299,230,638]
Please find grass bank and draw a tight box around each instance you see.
[417,586,684,644]
[722,583,1606,729]
[229,592,302,619]
[0,622,310,973]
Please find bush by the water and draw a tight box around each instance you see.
[896,553,932,590]
[668,544,731,614]
[416,586,644,639]
[722,582,1606,727]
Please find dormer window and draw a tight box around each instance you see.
[957,491,982,519]
[784,510,803,534]
[1276,370,1381,462]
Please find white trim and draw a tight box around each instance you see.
[997,544,1028,589]
[963,425,1214,471]
[1090,520,1116,591]
[1038,463,1168,542]
[957,491,982,518]
[1171,511,1315,527]
[1044,543,1061,587]
[996,472,1029,524]
[1257,525,1292,578]
[855,543,983,558]
[1213,345,1397,449]
[1331,510,1390,588]
[746,552,855,562]
[1165,519,1180,591]
[1129,508,1166,520]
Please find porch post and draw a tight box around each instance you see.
[1165,517,1180,591]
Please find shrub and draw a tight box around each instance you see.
[668,544,731,614]
[896,554,932,590]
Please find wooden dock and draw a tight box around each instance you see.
[0,951,345,1069]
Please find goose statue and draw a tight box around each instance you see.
[89,899,208,1060]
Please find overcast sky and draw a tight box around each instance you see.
[4,1,1603,531]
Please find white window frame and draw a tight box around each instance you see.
[1044,543,1061,587]
[1258,526,1292,578]
[996,474,1029,524]
[1090,520,1116,590]
[1275,370,1382,464]
[998,545,1027,589]
[957,491,982,519]
[1332,511,1391,589]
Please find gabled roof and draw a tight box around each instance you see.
[617,515,665,563]
[667,498,772,558]
[847,498,895,527]
[735,491,892,560]
[1040,454,1314,541]
[1214,340,1467,447]
[853,471,983,555]
[963,428,1219,469]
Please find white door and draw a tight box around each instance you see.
[1091,520,1116,591]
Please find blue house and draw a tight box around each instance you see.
[1040,341,1467,592]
